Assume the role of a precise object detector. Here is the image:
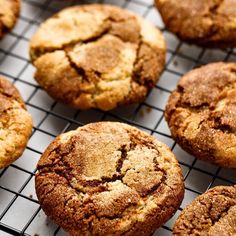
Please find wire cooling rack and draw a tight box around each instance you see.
[0,0,236,235]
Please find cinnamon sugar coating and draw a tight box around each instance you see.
[173,185,236,235]
[30,4,166,111]
[0,76,32,168]
[0,0,20,39]
[155,0,236,48]
[165,63,236,168]
[35,122,184,236]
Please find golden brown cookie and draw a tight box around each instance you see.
[29,4,166,111]
[0,0,20,39]
[165,62,236,168]
[173,185,236,236]
[0,76,32,168]
[35,122,184,236]
[155,0,236,48]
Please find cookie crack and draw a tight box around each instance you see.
[65,50,90,84]
[38,135,166,199]
[0,101,24,113]
[0,86,25,108]
[175,85,211,110]
[138,155,167,197]
[132,42,161,88]
[127,129,158,150]
[212,118,236,136]
[186,194,236,234]
[132,39,143,85]
[208,0,224,16]
[60,34,139,102]
[211,205,234,227]
[180,85,234,111]
[116,144,128,173]
[37,139,78,172]
[198,0,229,44]
[37,142,130,194]
[174,81,236,136]
[0,104,28,134]
[71,144,129,191]
[0,91,16,99]
[31,18,111,62]
[31,14,139,63]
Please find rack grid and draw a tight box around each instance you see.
[0,0,235,235]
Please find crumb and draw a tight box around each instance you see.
[146,107,152,113]
[173,60,178,66]
[29,194,33,199]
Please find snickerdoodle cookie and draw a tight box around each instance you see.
[173,185,236,235]
[29,4,166,111]
[0,0,20,39]
[0,76,32,168]
[35,122,184,236]
[165,62,236,168]
[155,0,236,48]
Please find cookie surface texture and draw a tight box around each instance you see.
[0,0,20,39]
[155,0,236,48]
[165,62,236,168]
[30,4,166,111]
[35,122,184,236]
[0,76,32,168]
[173,185,236,235]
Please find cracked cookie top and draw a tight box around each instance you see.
[35,122,184,236]
[0,0,20,39]
[155,0,236,48]
[0,76,32,168]
[165,62,236,168]
[29,4,166,111]
[173,185,236,235]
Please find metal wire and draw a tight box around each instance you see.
[0,0,235,235]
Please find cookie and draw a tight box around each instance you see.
[35,122,184,236]
[173,185,236,235]
[165,62,236,168]
[29,4,166,111]
[155,0,236,48]
[0,76,32,168]
[0,0,20,39]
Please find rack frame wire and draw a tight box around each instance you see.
[0,0,235,235]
